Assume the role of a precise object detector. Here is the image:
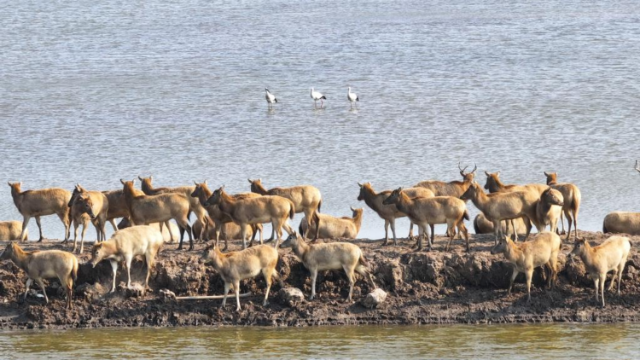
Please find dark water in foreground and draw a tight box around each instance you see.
[0,324,636,359]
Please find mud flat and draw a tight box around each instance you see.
[0,231,639,330]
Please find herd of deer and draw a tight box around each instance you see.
[0,162,639,310]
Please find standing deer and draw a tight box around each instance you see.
[414,163,477,198]
[543,172,581,241]
[205,186,295,249]
[8,182,71,242]
[357,182,434,246]
[68,184,109,254]
[248,179,321,239]
[191,181,262,250]
[138,176,208,241]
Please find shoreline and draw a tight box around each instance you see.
[0,231,639,330]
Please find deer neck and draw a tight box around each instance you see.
[10,188,23,209]
[352,211,363,231]
[141,181,155,194]
[198,186,213,206]
[217,192,236,214]
[470,189,489,212]
[252,183,269,195]
[394,192,413,214]
[9,245,30,272]
[292,238,310,261]
[578,242,596,267]
[503,240,523,263]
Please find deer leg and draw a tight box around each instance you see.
[79,219,89,253]
[382,220,390,246]
[493,221,501,245]
[572,210,579,241]
[389,219,398,246]
[109,218,119,232]
[241,226,248,249]
[234,280,242,312]
[593,278,599,303]
[35,216,44,242]
[221,282,230,309]
[526,268,533,302]
[20,216,31,243]
[408,222,414,240]
[310,268,318,300]
[71,220,80,251]
[508,269,518,295]
[522,216,532,241]
[110,260,118,293]
[344,264,356,302]
[125,255,133,289]
[262,268,273,306]
[23,278,33,302]
[35,279,49,304]
[617,262,624,295]
[564,211,573,241]
[600,275,606,307]
[559,212,566,235]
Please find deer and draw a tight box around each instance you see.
[483,171,549,235]
[414,163,477,197]
[204,186,295,249]
[461,182,538,244]
[544,172,581,241]
[201,243,282,312]
[8,182,71,243]
[0,242,78,308]
[490,232,561,302]
[603,212,640,235]
[357,182,434,246]
[68,184,109,253]
[90,225,164,295]
[120,179,194,250]
[569,236,630,307]
[383,188,470,251]
[0,221,28,241]
[280,232,375,302]
[191,181,262,250]
[248,179,322,239]
[299,207,363,241]
[138,176,208,241]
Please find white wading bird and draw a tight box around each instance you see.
[265,89,278,109]
[347,87,359,109]
[310,88,326,108]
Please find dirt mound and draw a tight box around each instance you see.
[0,231,639,329]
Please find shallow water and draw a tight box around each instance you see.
[1,0,639,240]
[0,324,638,359]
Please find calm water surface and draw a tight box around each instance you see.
[1,0,639,239]
[0,324,638,359]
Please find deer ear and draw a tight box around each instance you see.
[248,179,253,183]
[484,171,490,177]
[204,180,208,185]
[544,172,549,177]
[138,176,143,181]
[7,182,10,187]
[120,179,126,185]
[357,182,363,187]
[350,206,356,211]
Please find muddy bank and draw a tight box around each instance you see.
[0,231,640,330]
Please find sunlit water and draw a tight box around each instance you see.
[0,324,638,359]
[1,0,639,241]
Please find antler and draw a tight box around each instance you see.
[635,160,640,173]
[471,163,478,174]
[458,162,469,175]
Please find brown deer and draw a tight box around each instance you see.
[201,243,282,311]
[138,176,208,240]
[90,225,164,294]
[483,171,548,234]
[68,184,109,253]
[570,236,630,307]
[120,179,193,250]
[603,212,640,235]
[0,221,28,241]
[414,163,477,197]
[544,172,581,240]
[461,182,538,243]
[204,186,295,249]
[491,232,561,302]
[473,214,530,236]
[534,188,564,233]
[8,182,71,242]
[357,182,434,246]
[191,181,262,250]
[0,242,78,308]
[280,232,375,302]
[249,179,322,239]
[299,207,364,241]
[101,189,131,232]
[383,188,470,251]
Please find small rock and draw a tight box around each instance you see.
[159,289,176,302]
[362,288,387,308]
[277,287,305,306]
[76,283,105,302]
[117,282,145,298]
